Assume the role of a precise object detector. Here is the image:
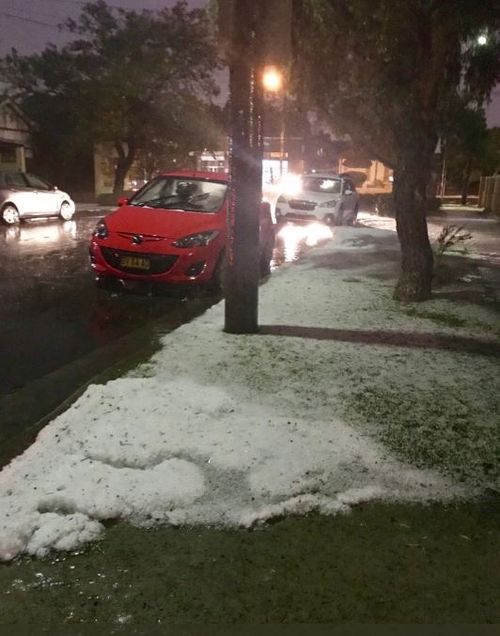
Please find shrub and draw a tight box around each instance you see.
[427,197,442,212]
[373,194,441,217]
[358,193,377,213]
[374,193,395,217]
[434,224,473,258]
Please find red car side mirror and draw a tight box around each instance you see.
[117,196,129,207]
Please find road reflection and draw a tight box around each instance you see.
[2,215,334,269]
[0,219,92,257]
[273,221,333,266]
[4,219,77,242]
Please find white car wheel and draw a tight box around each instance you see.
[59,202,74,221]
[2,204,20,225]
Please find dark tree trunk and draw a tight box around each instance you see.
[393,149,434,302]
[461,160,472,205]
[113,141,137,194]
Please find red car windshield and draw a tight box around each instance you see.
[129,176,227,213]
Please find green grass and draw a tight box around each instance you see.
[404,307,467,328]
[1,502,499,624]
[345,387,500,489]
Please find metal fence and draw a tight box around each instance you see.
[478,175,500,214]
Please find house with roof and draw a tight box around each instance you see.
[0,99,33,172]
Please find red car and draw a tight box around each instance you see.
[89,171,275,290]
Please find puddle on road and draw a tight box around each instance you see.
[273,222,333,266]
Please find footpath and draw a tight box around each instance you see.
[0,218,499,623]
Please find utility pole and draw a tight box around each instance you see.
[218,0,292,334]
[280,93,286,179]
[223,0,265,334]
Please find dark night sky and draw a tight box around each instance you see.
[0,0,499,126]
[0,0,207,54]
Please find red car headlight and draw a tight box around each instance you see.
[172,230,220,248]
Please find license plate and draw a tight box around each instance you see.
[120,256,150,270]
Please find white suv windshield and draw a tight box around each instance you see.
[130,177,227,213]
[301,177,341,194]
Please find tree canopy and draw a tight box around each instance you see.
[1,0,223,193]
[444,105,494,203]
[294,0,500,300]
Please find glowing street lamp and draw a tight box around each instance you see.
[262,65,287,179]
[262,65,284,93]
[477,34,488,46]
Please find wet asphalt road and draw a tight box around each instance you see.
[0,211,221,396]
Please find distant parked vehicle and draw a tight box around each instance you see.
[275,172,359,226]
[0,171,75,224]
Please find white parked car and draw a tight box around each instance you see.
[275,173,360,226]
[0,171,75,225]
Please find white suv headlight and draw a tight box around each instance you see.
[318,200,338,209]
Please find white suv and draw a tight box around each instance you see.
[275,173,359,226]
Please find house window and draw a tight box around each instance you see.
[0,146,16,163]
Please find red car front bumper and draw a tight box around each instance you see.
[89,237,222,285]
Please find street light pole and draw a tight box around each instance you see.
[280,92,286,179]
[262,65,286,179]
